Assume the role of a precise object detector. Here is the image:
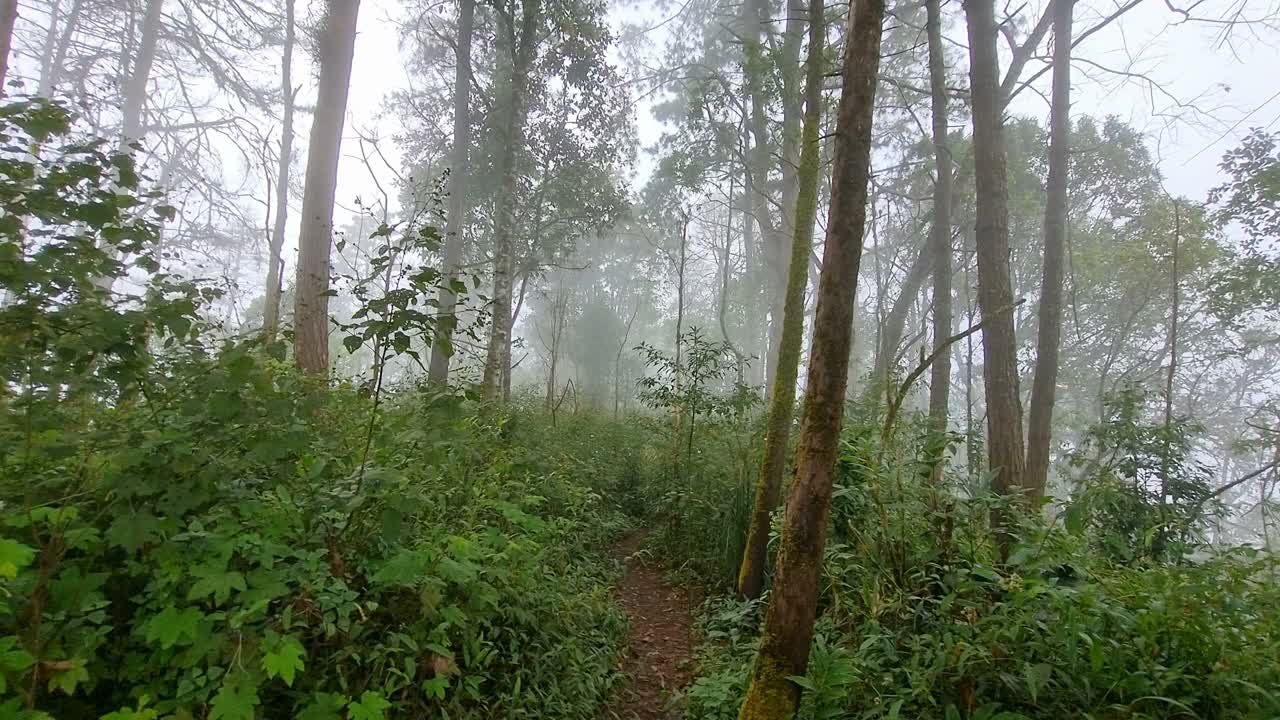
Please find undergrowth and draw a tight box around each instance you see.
[680,417,1280,719]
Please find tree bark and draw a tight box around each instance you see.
[737,0,824,602]
[293,0,361,376]
[1024,0,1072,500]
[480,0,536,401]
[925,0,954,485]
[262,0,297,343]
[0,0,18,91]
[428,0,474,385]
[964,0,1027,551]
[121,0,164,147]
[737,0,884,716]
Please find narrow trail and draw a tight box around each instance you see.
[606,531,697,720]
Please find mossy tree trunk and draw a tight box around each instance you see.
[1024,0,1073,500]
[736,0,826,602]
[736,0,885,716]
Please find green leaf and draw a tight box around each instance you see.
[209,676,260,720]
[46,658,89,695]
[346,691,391,720]
[262,633,306,687]
[143,605,203,649]
[343,335,363,353]
[297,693,348,720]
[188,569,246,605]
[1023,662,1053,704]
[0,538,35,578]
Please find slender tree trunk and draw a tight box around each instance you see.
[1158,199,1181,554]
[293,0,361,376]
[737,0,825,602]
[38,0,83,98]
[615,300,639,418]
[865,240,932,406]
[925,0,954,484]
[673,215,689,479]
[743,0,783,392]
[764,0,804,390]
[429,0,475,384]
[121,0,164,147]
[1024,0,1073,499]
[719,174,747,376]
[737,0,884,716]
[481,0,536,401]
[262,0,297,343]
[0,0,19,91]
[964,0,1027,552]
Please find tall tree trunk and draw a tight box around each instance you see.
[737,0,825,602]
[737,0,884,716]
[121,0,164,147]
[964,0,1027,552]
[763,0,805,391]
[38,0,83,98]
[719,176,747,377]
[865,240,931,405]
[262,0,297,343]
[429,0,474,385]
[1157,198,1181,555]
[1024,0,1073,499]
[480,0,536,402]
[0,0,18,91]
[925,0,954,485]
[743,0,782,392]
[293,0,361,376]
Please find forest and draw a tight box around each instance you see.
[1,0,1279,718]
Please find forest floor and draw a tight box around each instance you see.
[606,531,698,720]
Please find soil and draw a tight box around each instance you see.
[605,531,697,720]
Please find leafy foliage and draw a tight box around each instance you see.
[680,415,1280,719]
[0,99,631,720]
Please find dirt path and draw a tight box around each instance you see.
[606,531,697,720]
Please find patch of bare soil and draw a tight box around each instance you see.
[605,531,697,720]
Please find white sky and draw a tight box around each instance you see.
[326,0,1280,223]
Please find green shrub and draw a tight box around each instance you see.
[0,99,630,719]
[683,416,1280,719]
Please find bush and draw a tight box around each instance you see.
[682,417,1280,719]
[0,99,631,719]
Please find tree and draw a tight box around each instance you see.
[736,0,885,715]
[0,0,16,90]
[427,0,474,385]
[925,0,954,482]
[121,0,164,148]
[1025,0,1073,500]
[737,0,824,602]
[262,0,298,343]
[964,0,1027,546]
[479,0,537,400]
[294,0,361,375]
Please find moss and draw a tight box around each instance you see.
[738,646,800,720]
[736,0,827,601]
